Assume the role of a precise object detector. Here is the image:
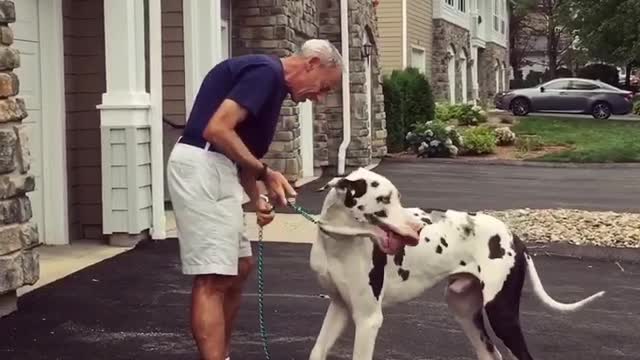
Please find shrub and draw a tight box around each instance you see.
[461,126,496,155]
[515,135,544,152]
[406,120,463,158]
[634,101,640,116]
[556,67,574,78]
[382,68,435,152]
[495,127,516,146]
[577,63,620,86]
[435,103,488,126]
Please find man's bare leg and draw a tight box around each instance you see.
[191,274,233,360]
[223,256,255,358]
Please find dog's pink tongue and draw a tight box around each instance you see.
[382,233,403,254]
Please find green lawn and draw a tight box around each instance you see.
[511,117,640,162]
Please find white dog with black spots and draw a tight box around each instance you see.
[308,167,605,360]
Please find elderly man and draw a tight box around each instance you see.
[166,39,343,360]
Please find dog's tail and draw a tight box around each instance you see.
[525,252,605,312]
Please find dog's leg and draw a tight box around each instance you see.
[309,298,350,360]
[446,275,502,360]
[484,252,534,360]
[351,302,383,360]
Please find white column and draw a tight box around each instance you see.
[183,0,222,119]
[471,46,479,103]
[99,0,150,116]
[97,0,152,241]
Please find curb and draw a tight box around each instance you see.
[526,242,640,264]
[383,156,640,169]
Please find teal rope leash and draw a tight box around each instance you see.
[257,225,271,360]
[256,200,318,359]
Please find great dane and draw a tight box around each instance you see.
[308,167,604,360]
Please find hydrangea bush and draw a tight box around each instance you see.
[435,103,488,126]
[494,126,516,146]
[406,120,464,158]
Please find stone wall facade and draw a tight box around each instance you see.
[232,0,386,179]
[478,42,508,102]
[431,19,471,103]
[231,0,319,180]
[317,0,387,174]
[0,0,40,317]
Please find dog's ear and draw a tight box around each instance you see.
[316,177,344,192]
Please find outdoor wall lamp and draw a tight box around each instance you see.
[362,42,373,60]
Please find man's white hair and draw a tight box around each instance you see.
[298,39,343,68]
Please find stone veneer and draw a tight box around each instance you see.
[232,0,386,180]
[431,19,472,103]
[231,0,318,181]
[478,42,508,102]
[0,0,40,317]
[311,0,387,173]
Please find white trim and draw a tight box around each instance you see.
[447,45,456,104]
[337,0,351,175]
[460,50,468,103]
[401,0,407,67]
[149,0,166,240]
[183,0,222,120]
[364,31,373,154]
[39,0,69,245]
[299,100,314,178]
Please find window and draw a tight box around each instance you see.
[569,80,599,90]
[458,0,466,12]
[445,0,454,6]
[410,46,426,74]
[493,0,499,31]
[544,80,571,90]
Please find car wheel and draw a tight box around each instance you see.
[510,98,530,116]
[592,102,611,119]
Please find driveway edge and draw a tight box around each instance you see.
[383,156,640,169]
[526,242,640,264]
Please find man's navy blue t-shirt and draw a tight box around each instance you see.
[182,54,289,160]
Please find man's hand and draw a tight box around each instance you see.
[256,195,275,227]
[263,168,297,207]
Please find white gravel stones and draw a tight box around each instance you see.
[483,208,640,249]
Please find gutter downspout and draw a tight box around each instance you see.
[149,0,166,240]
[337,0,351,176]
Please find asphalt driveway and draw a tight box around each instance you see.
[1,240,638,360]
[270,159,640,215]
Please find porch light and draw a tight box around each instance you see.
[362,42,373,60]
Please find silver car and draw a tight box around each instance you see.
[495,77,635,119]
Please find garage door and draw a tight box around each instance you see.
[12,0,44,242]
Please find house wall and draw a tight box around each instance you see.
[375,0,402,75]
[62,0,105,241]
[161,0,185,201]
[431,19,470,102]
[0,0,39,317]
[407,0,432,76]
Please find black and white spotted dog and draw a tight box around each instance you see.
[308,167,604,360]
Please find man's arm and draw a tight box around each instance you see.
[238,166,264,204]
[202,99,264,175]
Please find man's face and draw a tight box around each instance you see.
[290,57,342,103]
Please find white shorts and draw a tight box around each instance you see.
[166,142,252,276]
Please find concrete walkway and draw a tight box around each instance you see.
[1,240,637,359]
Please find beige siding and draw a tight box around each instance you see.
[62,0,106,241]
[161,0,186,200]
[407,0,433,77]
[376,0,403,75]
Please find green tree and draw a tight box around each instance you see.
[508,0,538,78]
[563,0,640,86]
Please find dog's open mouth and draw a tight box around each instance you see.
[377,222,420,255]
